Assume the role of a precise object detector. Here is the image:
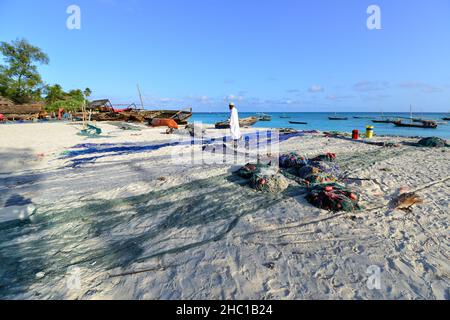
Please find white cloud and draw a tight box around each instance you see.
[308,85,324,93]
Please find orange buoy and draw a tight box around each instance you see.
[151,118,179,129]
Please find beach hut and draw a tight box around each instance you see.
[0,96,45,120]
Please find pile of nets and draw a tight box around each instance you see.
[236,163,289,193]
[417,137,449,148]
[235,152,362,212]
[296,165,336,185]
[306,183,361,212]
[278,152,339,185]
[279,152,308,168]
[310,152,336,162]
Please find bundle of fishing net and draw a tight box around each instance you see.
[296,165,336,185]
[310,153,336,162]
[306,183,361,212]
[279,152,308,168]
[236,163,270,179]
[249,166,290,193]
[417,137,449,148]
[309,160,341,177]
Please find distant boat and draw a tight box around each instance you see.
[372,109,394,123]
[329,112,348,120]
[215,116,258,129]
[289,121,308,124]
[372,119,395,124]
[443,117,450,121]
[280,114,291,118]
[257,113,272,121]
[393,120,437,129]
[329,116,348,120]
[353,116,371,119]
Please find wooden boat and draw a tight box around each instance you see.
[329,116,348,120]
[372,119,395,124]
[215,116,258,129]
[393,120,437,129]
[289,121,308,124]
[257,113,272,121]
[329,112,348,120]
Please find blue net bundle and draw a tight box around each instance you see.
[279,152,308,168]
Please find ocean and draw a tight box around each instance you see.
[190,112,450,139]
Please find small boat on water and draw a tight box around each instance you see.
[329,116,348,120]
[215,116,259,129]
[329,112,348,120]
[372,119,395,124]
[257,113,272,121]
[443,117,450,121]
[289,121,308,125]
[280,114,291,118]
[393,120,438,129]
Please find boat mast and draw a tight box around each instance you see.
[137,84,145,109]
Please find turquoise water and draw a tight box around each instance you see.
[191,112,450,139]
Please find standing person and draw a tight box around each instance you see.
[229,102,241,141]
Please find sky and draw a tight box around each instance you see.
[0,0,449,112]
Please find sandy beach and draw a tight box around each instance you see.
[0,121,448,300]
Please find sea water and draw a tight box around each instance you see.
[191,112,450,139]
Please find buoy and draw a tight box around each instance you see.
[366,125,374,138]
[352,129,359,140]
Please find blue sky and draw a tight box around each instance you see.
[1,0,449,112]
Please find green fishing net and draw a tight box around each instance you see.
[306,183,361,212]
[417,137,449,148]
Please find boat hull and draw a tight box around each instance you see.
[215,117,258,129]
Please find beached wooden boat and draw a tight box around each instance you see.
[393,120,437,129]
[257,113,272,121]
[215,116,258,129]
[89,100,192,124]
[289,121,308,124]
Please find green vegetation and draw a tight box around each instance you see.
[0,38,91,112]
[44,86,91,112]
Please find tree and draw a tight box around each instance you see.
[44,84,65,105]
[83,87,92,99]
[0,39,49,104]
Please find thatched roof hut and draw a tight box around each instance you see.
[0,96,44,115]
[88,99,113,111]
[0,96,14,108]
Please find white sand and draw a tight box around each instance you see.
[0,122,448,300]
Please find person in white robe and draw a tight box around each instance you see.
[229,102,242,141]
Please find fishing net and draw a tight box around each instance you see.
[236,163,289,193]
[236,163,270,179]
[279,152,308,168]
[249,167,290,193]
[417,137,449,148]
[306,183,361,212]
[310,153,336,162]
